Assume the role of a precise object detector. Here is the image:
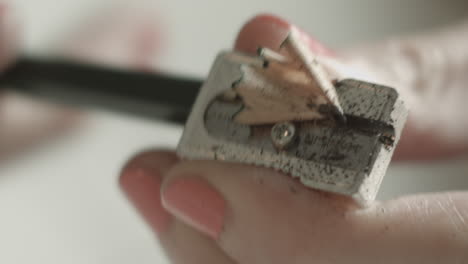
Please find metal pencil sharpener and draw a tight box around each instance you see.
[177,48,408,205]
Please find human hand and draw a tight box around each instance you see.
[0,3,161,161]
[0,3,78,161]
[119,15,468,264]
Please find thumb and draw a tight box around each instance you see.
[161,159,468,264]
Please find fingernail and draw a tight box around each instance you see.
[162,177,226,240]
[235,14,334,57]
[235,14,292,54]
[120,167,171,234]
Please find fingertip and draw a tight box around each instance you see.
[120,166,172,234]
[234,14,291,54]
[161,176,226,240]
[119,150,179,188]
[234,14,334,56]
[119,150,179,234]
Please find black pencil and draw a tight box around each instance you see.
[0,56,203,124]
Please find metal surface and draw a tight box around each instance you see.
[177,51,408,205]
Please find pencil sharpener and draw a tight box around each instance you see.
[177,51,408,205]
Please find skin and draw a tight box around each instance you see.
[0,3,162,162]
[120,14,468,264]
[0,3,79,162]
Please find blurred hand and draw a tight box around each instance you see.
[0,3,162,161]
[119,15,468,263]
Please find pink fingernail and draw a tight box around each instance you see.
[121,168,172,234]
[162,177,226,240]
[235,14,292,54]
[235,14,335,57]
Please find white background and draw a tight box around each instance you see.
[1,0,467,263]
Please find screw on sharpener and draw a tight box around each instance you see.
[177,33,408,206]
[271,122,297,150]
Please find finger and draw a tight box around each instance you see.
[161,160,468,264]
[160,219,237,264]
[234,14,333,56]
[0,94,79,161]
[0,4,80,161]
[119,150,178,234]
[0,4,164,161]
[393,120,468,161]
[119,150,236,264]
